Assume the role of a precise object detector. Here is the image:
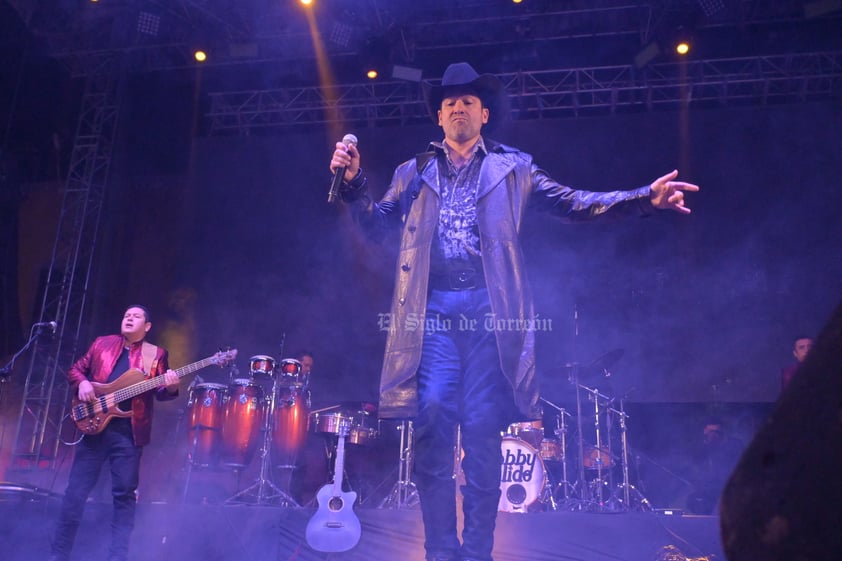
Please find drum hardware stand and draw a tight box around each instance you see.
[567,362,597,510]
[182,424,205,503]
[378,420,419,509]
[226,374,298,506]
[181,384,221,503]
[607,398,652,511]
[540,397,577,504]
[616,399,631,509]
[569,304,590,506]
[587,384,607,508]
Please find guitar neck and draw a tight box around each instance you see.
[110,355,217,403]
[334,433,347,496]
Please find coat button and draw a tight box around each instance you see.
[401,263,411,271]
[399,297,406,305]
[408,225,417,233]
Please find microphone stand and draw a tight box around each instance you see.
[0,323,52,379]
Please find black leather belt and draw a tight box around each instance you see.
[429,268,485,291]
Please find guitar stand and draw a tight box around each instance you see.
[378,420,419,509]
[226,375,299,506]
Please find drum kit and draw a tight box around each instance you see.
[494,348,652,514]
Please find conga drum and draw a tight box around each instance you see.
[249,355,276,378]
[277,358,305,387]
[220,379,264,468]
[186,382,227,467]
[271,385,310,468]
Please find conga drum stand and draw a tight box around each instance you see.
[226,375,299,506]
[378,420,419,508]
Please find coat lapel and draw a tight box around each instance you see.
[417,152,440,198]
[477,148,516,200]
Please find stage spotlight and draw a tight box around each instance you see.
[300,0,313,6]
[194,50,208,63]
[366,68,379,80]
[675,42,690,55]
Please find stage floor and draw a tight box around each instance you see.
[1,488,724,561]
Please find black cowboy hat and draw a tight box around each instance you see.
[423,62,508,130]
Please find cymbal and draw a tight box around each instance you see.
[587,348,624,371]
[549,348,625,378]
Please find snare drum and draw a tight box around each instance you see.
[249,355,276,377]
[220,379,264,468]
[187,383,228,467]
[499,437,546,513]
[347,409,380,446]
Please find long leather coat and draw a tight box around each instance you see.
[344,138,655,420]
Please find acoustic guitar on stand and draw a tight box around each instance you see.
[70,349,237,435]
[305,417,361,552]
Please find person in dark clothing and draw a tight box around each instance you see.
[48,305,179,561]
[328,62,699,561]
[686,416,744,515]
[780,335,813,391]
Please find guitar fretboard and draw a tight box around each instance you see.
[110,355,220,403]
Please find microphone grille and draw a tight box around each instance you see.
[342,133,358,146]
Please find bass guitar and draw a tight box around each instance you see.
[305,418,361,552]
[70,348,237,435]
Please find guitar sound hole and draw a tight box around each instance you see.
[328,497,344,511]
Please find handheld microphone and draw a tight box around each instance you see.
[328,133,358,203]
[34,321,58,333]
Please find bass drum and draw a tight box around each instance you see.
[499,437,546,513]
[186,383,228,467]
[220,379,264,468]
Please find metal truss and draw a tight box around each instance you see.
[15,0,838,78]
[10,55,123,474]
[206,51,842,134]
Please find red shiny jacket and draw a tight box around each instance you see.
[67,334,176,446]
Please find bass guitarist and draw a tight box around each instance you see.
[48,305,179,561]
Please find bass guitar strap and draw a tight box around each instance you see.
[141,341,159,375]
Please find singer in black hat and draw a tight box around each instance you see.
[328,61,699,561]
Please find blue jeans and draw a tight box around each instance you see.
[51,418,142,561]
[413,288,517,561]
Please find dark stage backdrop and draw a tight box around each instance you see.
[101,101,841,410]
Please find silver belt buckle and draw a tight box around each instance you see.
[450,269,477,290]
